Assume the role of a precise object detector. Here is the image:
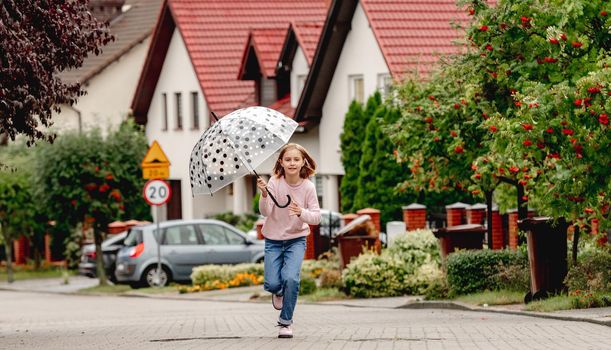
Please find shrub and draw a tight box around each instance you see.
[565,249,611,293]
[211,212,259,232]
[190,263,263,286]
[319,269,342,289]
[569,291,611,309]
[299,276,317,295]
[493,260,530,292]
[341,229,442,297]
[446,249,528,295]
[423,274,451,300]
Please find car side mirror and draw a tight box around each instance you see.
[244,238,254,245]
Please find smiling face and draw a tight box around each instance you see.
[280,148,305,177]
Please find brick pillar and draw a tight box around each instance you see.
[44,233,52,263]
[13,236,27,265]
[466,203,486,225]
[402,203,427,231]
[356,208,381,233]
[446,202,468,227]
[342,213,358,225]
[491,207,503,250]
[255,219,265,240]
[507,209,519,250]
[305,225,318,260]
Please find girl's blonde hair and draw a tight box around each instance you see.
[272,143,317,179]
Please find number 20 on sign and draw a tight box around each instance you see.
[143,179,172,206]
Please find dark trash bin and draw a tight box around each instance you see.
[519,217,568,303]
[336,215,380,268]
[432,224,486,261]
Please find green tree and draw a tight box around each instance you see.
[0,165,33,282]
[33,121,150,285]
[354,105,418,225]
[339,93,381,213]
[458,0,610,230]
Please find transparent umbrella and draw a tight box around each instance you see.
[189,106,298,207]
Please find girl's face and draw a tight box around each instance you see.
[280,148,305,177]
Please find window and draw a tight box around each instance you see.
[191,91,199,129]
[349,75,364,104]
[161,93,168,131]
[199,224,228,245]
[175,92,182,130]
[225,230,245,245]
[162,225,199,245]
[377,74,392,98]
[199,224,245,245]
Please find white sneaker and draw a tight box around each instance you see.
[277,323,293,338]
[272,294,283,310]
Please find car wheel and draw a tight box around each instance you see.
[141,265,171,288]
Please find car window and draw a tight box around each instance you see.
[162,225,199,245]
[123,229,143,247]
[225,229,245,245]
[198,224,230,245]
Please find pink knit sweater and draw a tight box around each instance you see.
[259,176,321,240]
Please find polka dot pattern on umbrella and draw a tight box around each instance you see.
[190,106,298,195]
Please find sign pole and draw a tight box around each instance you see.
[155,205,162,287]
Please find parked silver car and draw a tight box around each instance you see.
[115,219,264,288]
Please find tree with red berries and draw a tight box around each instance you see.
[33,121,150,285]
[0,0,113,144]
[460,0,610,234]
[390,0,609,246]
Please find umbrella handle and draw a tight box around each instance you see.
[267,190,291,208]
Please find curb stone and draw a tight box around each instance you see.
[400,300,611,327]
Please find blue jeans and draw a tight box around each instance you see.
[264,236,307,325]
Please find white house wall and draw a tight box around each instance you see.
[319,3,389,175]
[146,29,230,220]
[52,38,151,134]
[290,47,309,108]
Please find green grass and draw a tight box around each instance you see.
[79,284,134,294]
[0,266,77,281]
[524,295,575,312]
[455,290,525,306]
[301,288,349,302]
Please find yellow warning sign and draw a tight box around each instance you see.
[141,140,170,179]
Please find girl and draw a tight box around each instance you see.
[257,143,320,339]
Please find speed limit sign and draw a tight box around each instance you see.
[143,179,171,206]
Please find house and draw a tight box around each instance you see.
[52,0,163,133]
[131,0,329,220]
[292,0,472,212]
[130,0,471,220]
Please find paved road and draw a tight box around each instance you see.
[0,290,609,350]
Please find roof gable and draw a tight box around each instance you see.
[238,27,288,80]
[295,0,475,126]
[132,0,328,123]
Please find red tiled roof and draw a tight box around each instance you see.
[291,21,324,64]
[245,27,288,78]
[168,0,328,116]
[267,94,294,118]
[361,0,472,79]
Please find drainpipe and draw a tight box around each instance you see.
[66,104,83,133]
